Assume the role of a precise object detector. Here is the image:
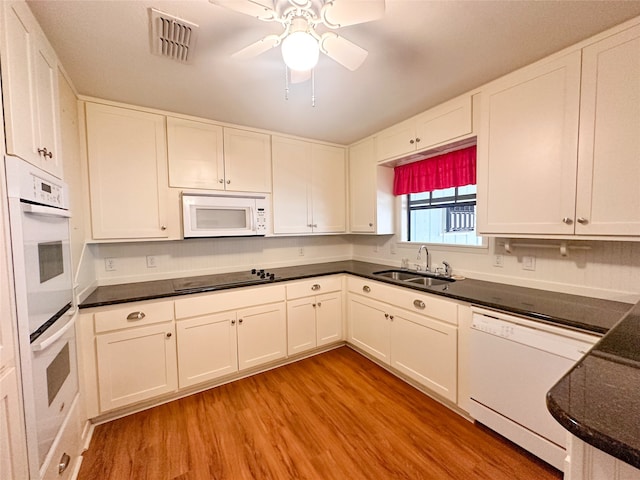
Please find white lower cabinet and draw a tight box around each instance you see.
[347,276,458,403]
[236,303,287,370]
[96,322,178,412]
[566,435,640,480]
[0,367,28,479]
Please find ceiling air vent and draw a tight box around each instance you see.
[150,8,199,63]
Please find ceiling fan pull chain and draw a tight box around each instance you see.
[311,68,315,107]
[285,65,290,100]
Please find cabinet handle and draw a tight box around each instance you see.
[413,300,426,310]
[362,285,371,293]
[311,284,321,291]
[219,179,224,184]
[38,147,53,159]
[577,217,589,225]
[312,303,317,308]
[239,318,243,324]
[166,332,172,338]
[389,315,394,320]
[312,224,318,228]
[368,222,373,227]
[317,302,322,307]
[231,319,236,325]
[58,453,71,474]
[562,217,573,225]
[409,139,415,145]
[161,225,167,231]
[126,311,145,321]
[226,180,231,184]
[415,138,421,143]
[384,313,389,319]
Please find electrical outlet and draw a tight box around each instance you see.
[298,247,305,256]
[373,241,379,253]
[390,242,397,254]
[493,254,504,268]
[146,255,157,268]
[523,255,536,271]
[104,258,116,272]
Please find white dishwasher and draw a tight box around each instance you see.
[469,307,599,471]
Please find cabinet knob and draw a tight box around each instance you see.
[166,332,172,338]
[368,222,373,227]
[226,180,231,184]
[311,284,321,291]
[231,319,236,325]
[219,179,224,183]
[161,225,167,231]
[409,139,415,145]
[126,311,145,321]
[562,217,573,225]
[317,302,322,307]
[415,138,421,143]
[362,285,371,293]
[413,299,426,310]
[239,318,243,324]
[577,217,589,225]
[384,313,389,319]
[312,303,317,308]
[389,315,394,320]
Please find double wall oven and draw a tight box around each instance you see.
[5,156,77,476]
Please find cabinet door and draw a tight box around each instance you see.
[414,95,472,151]
[272,136,312,234]
[167,116,224,189]
[86,103,169,239]
[223,128,271,192]
[237,302,286,370]
[176,312,238,388]
[311,143,346,233]
[96,323,177,412]
[477,51,582,235]
[347,294,390,364]
[316,291,343,347]
[287,297,317,355]
[576,24,640,236]
[375,118,416,161]
[349,138,376,233]
[0,367,28,479]
[390,310,457,402]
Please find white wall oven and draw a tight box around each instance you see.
[5,156,78,476]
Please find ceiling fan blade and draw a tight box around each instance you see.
[320,0,385,28]
[320,32,368,71]
[289,69,311,84]
[209,0,276,21]
[231,34,281,59]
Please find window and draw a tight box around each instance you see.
[404,185,483,246]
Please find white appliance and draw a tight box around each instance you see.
[182,192,269,238]
[468,307,599,471]
[5,156,78,476]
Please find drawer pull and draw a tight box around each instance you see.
[166,332,172,338]
[58,452,71,474]
[126,311,146,321]
[362,285,371,293]
[413,300,426,309]
[311,284,321,291]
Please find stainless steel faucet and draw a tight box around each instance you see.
[417,245,430,272]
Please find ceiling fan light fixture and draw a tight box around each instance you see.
[281,31,319,71]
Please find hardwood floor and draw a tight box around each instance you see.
[79,347,562,480]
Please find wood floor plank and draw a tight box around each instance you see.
[78,347,562,480]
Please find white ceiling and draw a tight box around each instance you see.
[27,0,640,145]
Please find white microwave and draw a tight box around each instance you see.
[182,192,269,238]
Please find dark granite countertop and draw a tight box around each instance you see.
[80,260,632,335]
[547,300,640,470]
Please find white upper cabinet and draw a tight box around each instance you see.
[167,117,271,193]
[575,24,640,236]
[476,51,582,235]
[348,137,394,234]
[85,103,169,240]
[1,1,63,178]
[375,94,473,162]
[272,136,346,234]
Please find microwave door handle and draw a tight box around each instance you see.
[31,315,76,352]
[22,203,71,218]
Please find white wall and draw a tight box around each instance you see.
[91,235,352,285]
[352,234,640,303]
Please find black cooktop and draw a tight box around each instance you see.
[171,268,276,292]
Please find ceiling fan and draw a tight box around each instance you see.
[210,0,385,79]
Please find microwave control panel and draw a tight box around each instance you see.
[256,207,267,234]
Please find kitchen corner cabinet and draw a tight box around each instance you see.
[574,24,640,236]
[167,117,272,193]
[375,94,473,162]
[476,51,582,235]
[286,276,343,355]
[272,136,346,234]
[85,102,169,240]
[348,137,394,234]
[347,277,458,403]
[93,301,177,412]
[1,1,63,178]
[566,435,640,480]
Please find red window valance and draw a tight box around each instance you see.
[393,145,477,196]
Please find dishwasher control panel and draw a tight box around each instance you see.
[471,315,516,339]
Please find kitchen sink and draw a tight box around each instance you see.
[372,269,455,286]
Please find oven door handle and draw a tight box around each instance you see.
[22,203,71,218]
[31,315,76,352]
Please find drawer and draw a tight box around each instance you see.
[175,283,285,319]
[41,395,82,480]
[94,300,174,333]
[347,276,457,325]
[286,275,343,299]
